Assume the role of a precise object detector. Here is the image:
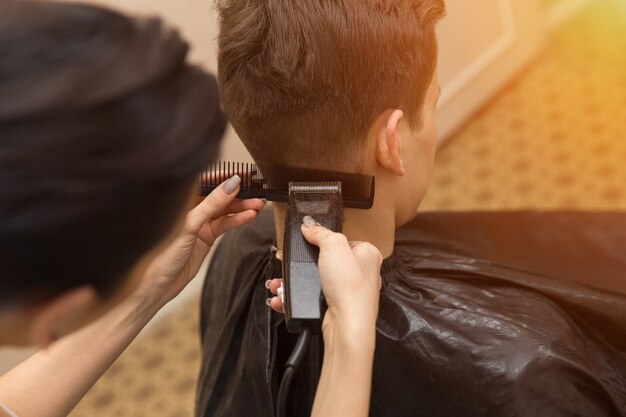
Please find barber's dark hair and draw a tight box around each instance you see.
[0,1,226,303]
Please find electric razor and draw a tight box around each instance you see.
[280,182,343,333]
[199,162,375,333]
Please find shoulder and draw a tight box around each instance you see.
[396,211,626,294]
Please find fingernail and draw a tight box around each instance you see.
[265,298,272,306]
[223,175,241,194]
[276,250,283,261]
[262,198,268,205]
[265,280,271,289]
[303,215,319,228]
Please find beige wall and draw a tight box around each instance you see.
[75,0,543,147]
[52,0,595,152]
[50,0,567,150]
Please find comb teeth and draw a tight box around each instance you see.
[198,161,375,209]
[199,161,262,188]
[198,161,263,199]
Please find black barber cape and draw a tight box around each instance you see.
[196,209,626,417]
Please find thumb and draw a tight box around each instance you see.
[351,242,383,284]
[300,215,351,253]
[186,174,241,233]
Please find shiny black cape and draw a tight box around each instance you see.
[196,209,626,417]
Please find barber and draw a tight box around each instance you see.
[0,2,381,417]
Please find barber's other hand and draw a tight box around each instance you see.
[267,216,383,339]
[138,175,265,309]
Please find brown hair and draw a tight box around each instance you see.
[217,0,445,169]
[0,1,225,303]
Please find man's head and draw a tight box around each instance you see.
[0,1,225,345]
[217,0,445,225]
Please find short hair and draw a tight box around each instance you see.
[217,0,445,168]
[0,1,226,303]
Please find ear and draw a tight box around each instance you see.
[28,286,98,347]
[374,109,406,176]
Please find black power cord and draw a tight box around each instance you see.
[276,327,312,417]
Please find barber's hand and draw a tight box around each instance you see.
[137,175,265,309]
[266,215,383,337]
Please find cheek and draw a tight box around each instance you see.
[407,122,437,206]
[396,113,439,221]
[421,135,437,181]
[411,124,437,181]
[422,114,439,160]
[416,118,438,179]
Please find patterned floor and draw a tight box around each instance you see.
[70,1,626,416]
[422,0,626,211]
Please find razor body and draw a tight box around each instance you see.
[282,182,343,333]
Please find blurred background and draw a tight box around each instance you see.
[1,0,625,415]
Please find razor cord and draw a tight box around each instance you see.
[276,327,312,417]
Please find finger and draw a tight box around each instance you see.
[349,240,364,249]
[351,242,383,266]
[186,175,242,234]
[300,215,352,255]
[351,242,384,287]
[197,209,258,245]
[214,198,265,217]
[210,209,259,237]
[269,247,283,261]
[199,167,254,187]
[265,278,283,295]
[352,242,383,271]
[195,196,264,209]
[267,296,284,314]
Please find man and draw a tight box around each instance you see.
[196,1,626,416]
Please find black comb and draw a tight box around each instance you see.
[198,161,375,209]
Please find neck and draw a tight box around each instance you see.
[272,188,397,258]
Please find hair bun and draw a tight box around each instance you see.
[0,1,188,123]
